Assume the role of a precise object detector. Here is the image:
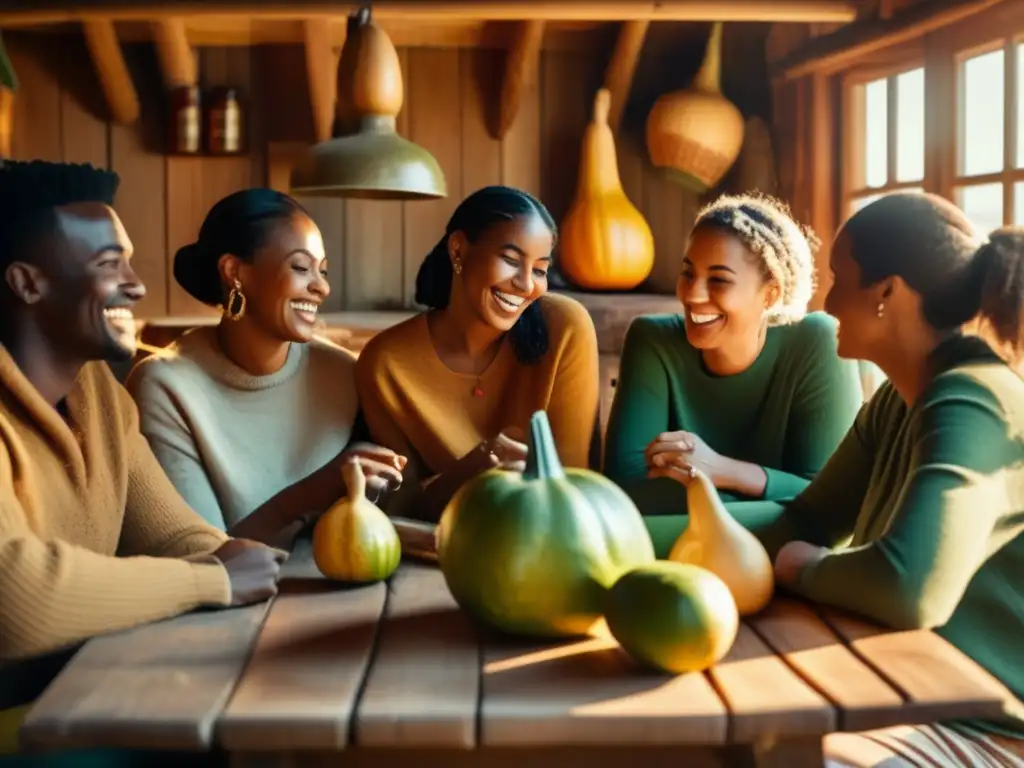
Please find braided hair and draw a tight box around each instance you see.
[414,185,557,365]
[691,192,819,325]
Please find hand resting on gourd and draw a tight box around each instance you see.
[644,430,723,486]
[338,441,407,501]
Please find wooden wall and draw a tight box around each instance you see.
[4,24,776,319]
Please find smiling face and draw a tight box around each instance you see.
[450,213,553,332]
[676,225,779,351]
[4,202,146,362]
[219,213,329,343]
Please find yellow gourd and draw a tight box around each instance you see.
[558,88,654,292]
[667,469,774,616]
[312,459,402,583]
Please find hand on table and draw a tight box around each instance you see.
[644,430,723,486]
[212,538,289,606]
[773,541,829,588]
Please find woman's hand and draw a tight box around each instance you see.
[339,442,407,500]
[480,427,528,472]
[645,430,723,485]
[773,540,829,587]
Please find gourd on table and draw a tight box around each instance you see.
[558,88,654,292]
[667,468,774,616]
[312,458,402,583]
[605,561,739,674]
[436,410,656,638]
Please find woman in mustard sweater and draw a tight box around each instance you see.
[603,193,863,555]
[355,185,599,522]
[727,193,1024,765]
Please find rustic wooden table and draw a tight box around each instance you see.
[19,537,1012,767]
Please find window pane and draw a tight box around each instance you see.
[895,68,925,182]
[864,78,888,188]
[1015,182,1024,225]
[958,183,1004,234]
[960,49,1004,176]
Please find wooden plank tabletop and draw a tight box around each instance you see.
[19,536,1014,765]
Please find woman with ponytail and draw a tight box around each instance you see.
[724,192,1024,765]
[126,189,405,546]
[354,185,599,522]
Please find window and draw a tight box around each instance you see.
[954,41,1024,233]
[844,66,926,215]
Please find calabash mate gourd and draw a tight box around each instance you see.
[436,410,656,638]
[312,459,402,583]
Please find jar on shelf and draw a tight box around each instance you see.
[205,87,244,154]
[167,85,200,154]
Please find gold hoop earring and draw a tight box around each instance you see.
[876,302,885,319]
[453,261,462,275]
[223,279,246,321]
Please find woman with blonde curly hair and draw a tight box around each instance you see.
[603,192,863,556]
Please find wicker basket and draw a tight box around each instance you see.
[645,22,745,194]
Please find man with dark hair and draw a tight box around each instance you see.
[0,160,286,752]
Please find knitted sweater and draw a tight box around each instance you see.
[0,345,231,662]
[354,293,600,512]
[125,327,360,530]
[604,311,863,519]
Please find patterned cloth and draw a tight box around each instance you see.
[826,723,1024,767]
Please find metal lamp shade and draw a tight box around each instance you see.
[290,116,447,200]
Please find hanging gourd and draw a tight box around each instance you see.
[436,409,656,639]
[604,561,739,674]
[558,88,654,292]
[312,459,402,583]
[645,22,745,194]
[667,468,774,616]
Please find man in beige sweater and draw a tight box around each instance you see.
[0,160,285,740]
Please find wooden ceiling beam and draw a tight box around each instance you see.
[0,1,860,25]
[602,20,649,134]
[494,20,544,140]
[773,0,1006,81]
[303,18,340,143]
[81,19,139,123]
[152,18,196,87]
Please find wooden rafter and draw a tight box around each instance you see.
[494,19,544,140]
[303,18,340,143]
[602,20,649,134]
[152,18,196,87]
[0,1,861,24]
[772,0,1005,81]
[81,19,139,124]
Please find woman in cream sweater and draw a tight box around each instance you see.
[127,189,405,547]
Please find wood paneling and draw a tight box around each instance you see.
[5,25,776,318]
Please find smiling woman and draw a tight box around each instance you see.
[603,193,864,556]
[125,189,406,547]
[354,185,600,523]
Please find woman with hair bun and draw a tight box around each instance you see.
[126,188,405,546]
[604,193,863,554]
[733,192,1024,764]
[354,185,600,523]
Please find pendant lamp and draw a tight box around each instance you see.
[290,6,447,200]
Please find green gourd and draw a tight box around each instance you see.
[436,410,655,638]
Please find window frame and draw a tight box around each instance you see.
[841,54,927,218]
[838,2,1024,229]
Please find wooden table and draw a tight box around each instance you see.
[18,538,1013,767]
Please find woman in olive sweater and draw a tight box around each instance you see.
[702,193,1024,765]
[603,193,863,555]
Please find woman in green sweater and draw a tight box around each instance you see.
[730,192,1024,765]
[603,193,863,555]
